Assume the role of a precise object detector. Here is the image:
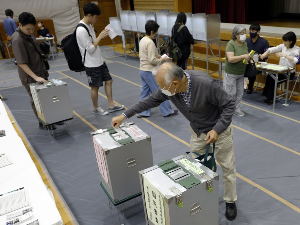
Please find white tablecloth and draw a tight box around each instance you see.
[0,101,63,225]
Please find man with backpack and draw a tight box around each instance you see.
[76,2,124,115]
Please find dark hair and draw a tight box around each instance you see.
[175,12,187,25]
[38,21,44,27]
[19,12,36,26]
[5,9,13,17]
[249,23,260,32]
[282,31,297,48]
[145,20,159,36]
[83,2,101,16]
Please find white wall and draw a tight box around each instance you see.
[0,0,81,44]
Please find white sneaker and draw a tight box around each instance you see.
[93,107,109,115]
[234,109,245,117]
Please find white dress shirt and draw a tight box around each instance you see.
[76,21,104,68]
[268,44,300,72]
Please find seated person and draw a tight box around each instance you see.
[260,31,299,104]
[37,21,51,37]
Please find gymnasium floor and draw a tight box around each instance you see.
[1,46,300,225]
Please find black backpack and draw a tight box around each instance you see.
[61,23,92,72]
[169,25,184,61]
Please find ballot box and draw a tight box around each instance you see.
[139,154,219,225]
[29,79,73,125]
[92,122,153,204]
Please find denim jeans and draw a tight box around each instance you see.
[139,70,173,116]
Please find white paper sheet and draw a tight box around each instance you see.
[105,24,117,39]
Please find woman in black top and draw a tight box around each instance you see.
[37,21,50,37]
[171,13,194,70]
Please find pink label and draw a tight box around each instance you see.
[93,137,109,185]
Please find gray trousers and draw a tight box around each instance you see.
[223,72,244,111]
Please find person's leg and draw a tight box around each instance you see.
[104,79,114,108]
[223,72,237,103]
[24,84,38,119]
[138,71,152,116]
[189,124,237,221]
[91,86,99,110]
[243,77,248,89]
[247,75,256,92]
[235,75,245,112]
[266,75,275,101]
[214,123,237,221]
[177,58,182,68]
[145,71,173,116]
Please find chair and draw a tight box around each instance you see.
[3,40,13,64]
[288,63,300,100]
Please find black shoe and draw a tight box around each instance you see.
[164,110,179,117]
[46,124,56,130]
[264,99,273,105]
[225,202,237,221]
[247,89,253,94]
[14,60,17,65]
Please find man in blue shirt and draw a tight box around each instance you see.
[3,9,18,64]
[245,24,269,94]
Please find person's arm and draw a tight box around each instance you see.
[111,89,169,127]
[183,26,194,45]
[18,64,47,83]
[276,47,299,64]
[10,19,17,32]
[147,41,163,65]
[226,42,250,63]
[76,27,109,53]
[260,44,283,60]
[205,79,235,143]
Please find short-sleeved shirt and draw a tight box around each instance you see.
[76,21,104,68]
[3,17,17,36]
[11,27,49,86]
[246,36,269,59]
[225,40,248,75]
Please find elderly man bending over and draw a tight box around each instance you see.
[111,62,237,221]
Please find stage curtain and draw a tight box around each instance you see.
[193,0,216,14]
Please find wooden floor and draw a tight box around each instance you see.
[248,20,300,29]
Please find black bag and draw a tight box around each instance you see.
[169,25,184,61]
[40,41,50,55]
[61,24,92,72]
[244,60,258,78]
[192,143,217,172]
[28,38,50,70]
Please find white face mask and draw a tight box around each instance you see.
[239,34,246,42]
[161,83,176,96]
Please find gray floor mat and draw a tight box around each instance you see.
[1,47,300,225]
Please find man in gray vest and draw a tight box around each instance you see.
[111,62,237,221]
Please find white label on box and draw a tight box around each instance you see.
[143,177,165,225]
[30,85,42,114]
[93,137,109,185]
[179,159,205,175]
[127,126,144,139]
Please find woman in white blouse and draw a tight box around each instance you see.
[260,31,299,104]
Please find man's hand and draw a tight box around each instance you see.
[205,130,219,144]
[99,29,109,40]
[35,77,48,84]
[111,115,126,128]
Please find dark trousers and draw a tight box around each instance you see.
[262,73,295,100]
[247,75,256,91]
[177,57,188,70]
[24,84,38,120]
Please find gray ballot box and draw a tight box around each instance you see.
[139,155,219,225]
[92,122,153,204]
[29,79,73,125]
